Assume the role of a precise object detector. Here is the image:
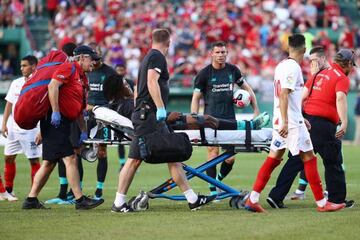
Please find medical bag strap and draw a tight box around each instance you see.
[20,61,65,96]
[307,68,326,98]
[245,121,251,151]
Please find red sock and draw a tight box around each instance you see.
[31,162,41,184]
[253,156,281,193]
[0,174,5,193]
[4,162,16,190]
[304,156,324,201]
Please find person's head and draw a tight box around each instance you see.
[21,55,38,78]
[309,46,327,69]
[103,74,133,102]
[288,34,306,56]
[61,42,77,57]
[115,63,127,76]
[334,49,356,76]
[152,28,171,54]
[210,41,228,68]
[73,45,101,72]
[88,42,103,69]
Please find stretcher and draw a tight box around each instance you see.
[84,106,273,210]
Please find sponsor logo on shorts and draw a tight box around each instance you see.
[30,142,37,149]
[274,140,281,147]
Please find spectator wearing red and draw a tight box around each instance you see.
[324,0,340,28]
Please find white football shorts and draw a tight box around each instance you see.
[270,124,313,156]
[4,130,42,158]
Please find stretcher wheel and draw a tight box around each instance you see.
[229,191,250,209]
[229,196,238,209]
[128,191,150,211]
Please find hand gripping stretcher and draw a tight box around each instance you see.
[83,106,273,210]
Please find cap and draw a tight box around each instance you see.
[73,45,101,61]
[335,49,356,66]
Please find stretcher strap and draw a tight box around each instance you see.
[245,121,251,151]
[199,127,208,145]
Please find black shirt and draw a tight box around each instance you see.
[87,63,117,106]
[194,63,243,119]
[135,49,169,111]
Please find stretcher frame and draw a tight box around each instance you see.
[84,107,271,208]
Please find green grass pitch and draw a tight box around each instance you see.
[0,145,359,240]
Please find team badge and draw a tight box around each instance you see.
[286,75,294,84]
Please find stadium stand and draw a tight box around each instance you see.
[0,0,359,138]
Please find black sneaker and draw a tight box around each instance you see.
[111,203,134,213]
[345,200,355,208]
[188,194,217,211]
[266,197,287,209]
[75,196,104,210]
[22,197,50,209]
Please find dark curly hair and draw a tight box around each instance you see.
[103,74,133,102]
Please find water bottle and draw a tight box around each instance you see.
[139,137,148,160]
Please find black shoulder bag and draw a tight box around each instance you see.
[140,124,193,164]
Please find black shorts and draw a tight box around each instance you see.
[69,122,81,148]
[40,113,74,162]
[128,110,164,160]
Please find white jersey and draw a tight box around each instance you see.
[5,77,39,133]
[272,58,304,129]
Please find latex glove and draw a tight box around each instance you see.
[79,131,88,145]
[156,107,167,122]
[51,111,61,128]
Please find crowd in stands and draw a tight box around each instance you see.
[1,0,360,95]
[0,0,25,28]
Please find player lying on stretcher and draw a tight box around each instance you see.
[98,74,270,134]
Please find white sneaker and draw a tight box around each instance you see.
[286,191,305,200]
[0,192,6,201]
[0,191,18,201]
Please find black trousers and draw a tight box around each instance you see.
[268,114,346,204]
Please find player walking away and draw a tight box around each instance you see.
[1,55,42,201]
[267,47,355,209]
[190,41,266,196]
[22,45,104,210]
[112,29,216,213]
[244,34,345,213]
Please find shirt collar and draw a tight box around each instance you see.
[331,62,346,75]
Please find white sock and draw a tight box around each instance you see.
[114,192,126,207]
[295,189,305,195]
[183,189,198,204]
[249,191,260,203]
[316,198,327,208]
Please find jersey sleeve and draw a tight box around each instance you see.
[279,63,298,91]
[335,76,350,95]
[233,65,244,86]
[52,63,75,84]
[148,53,166,75]
[193,68,208,92]
[5,80,17,103]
